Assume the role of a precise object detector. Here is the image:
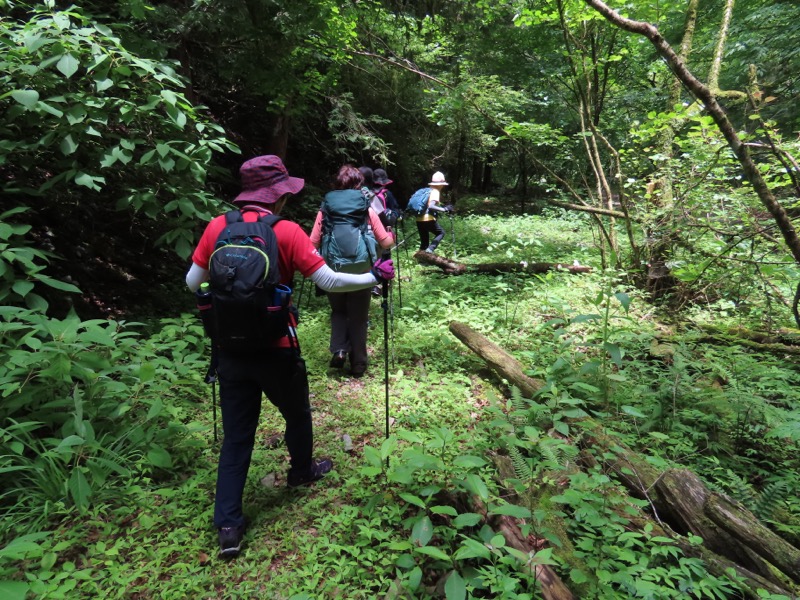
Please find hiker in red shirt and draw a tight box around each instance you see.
[186,155,394,557]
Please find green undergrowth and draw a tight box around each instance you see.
[2,199,799,599]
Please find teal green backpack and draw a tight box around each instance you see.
[320,189,377,274]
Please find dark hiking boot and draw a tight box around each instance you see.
[350,363,367,378]
[329,350,347,369]
[287,458,333,488]
[218,525,245,557]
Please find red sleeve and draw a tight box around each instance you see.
[308,211,324,248]
[191,215,227,269]
[273,220,325,282]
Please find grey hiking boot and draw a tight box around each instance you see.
[218,525,245,557]
[287,458,333,488]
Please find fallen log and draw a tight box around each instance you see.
[690,324,800,355]
[415,252,592,275]
[449,320,800,596]
[449,321,543,398]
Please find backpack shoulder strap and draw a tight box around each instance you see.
[224,209,244,224]
[258,214,283,228]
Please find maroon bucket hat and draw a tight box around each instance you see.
[233,155,305,205]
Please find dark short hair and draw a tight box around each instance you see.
[359,166,374,188]
[333,164,364,190]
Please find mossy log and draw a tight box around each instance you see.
[449,321,543,398]
[415,251,592,276]
[449,320,800,596]
[691,324,800,355]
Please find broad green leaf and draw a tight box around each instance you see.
[453,513,482,528]
[362,445,382,468]
[414,545,450,562]
[614,292,631,312]
[430,505,458,517]
[36,276,81,294]
[12,280,34,298]
[11,90,39,108]
[139,362,156,382]
[454,537,490,560]
[0,533,49,560]
[95,78,113,92]
[460,474,489,501]
[161,89,178,106]
[56,54,80,78]
[407,566,422,591]
[453,454,487,468]
[621,405,646,419]
[146,399,164,421]
[603,342,622,366]
[411,515,433,546]
[0,581,29,600]
[59,135,78,156]
[68,468,91,510]
[146,444,172,469]
[56,435,85,451]
[444,570,466,600]
[399,493,426,509]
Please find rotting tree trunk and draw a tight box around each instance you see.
[416,252,592,276]
[449,321,800,595]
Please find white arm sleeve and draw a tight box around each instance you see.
[185,263,208,293]
[309,263,378,292]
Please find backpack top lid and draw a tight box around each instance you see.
[321,189,370,225]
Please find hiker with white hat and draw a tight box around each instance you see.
[415,170,452,253]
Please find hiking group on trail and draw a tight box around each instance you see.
[185,155,454,557]
[184,155,395,557]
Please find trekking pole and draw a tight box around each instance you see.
[380,251,391,459]
[205,347,219,443]
[389,273,396,368]
[400,217,410,261]
[393,239,403,309]
[449,212,456,259]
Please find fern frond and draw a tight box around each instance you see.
[754,481,790,522]
[508,444,535,481]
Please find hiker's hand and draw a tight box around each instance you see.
[371,257,395,283]
[444,205,455,214]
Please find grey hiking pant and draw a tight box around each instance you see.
[327,287,371,369]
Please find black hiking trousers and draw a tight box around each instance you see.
[213,348,311,529]
[416,218,445,252]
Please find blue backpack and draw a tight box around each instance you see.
[405,188,431,216]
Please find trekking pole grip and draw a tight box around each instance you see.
[380,250,390,299]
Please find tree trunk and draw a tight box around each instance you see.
[582,0,800,268]
[448,321,800,594]
[415,252,592,276]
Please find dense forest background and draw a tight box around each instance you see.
[2,0,800,598]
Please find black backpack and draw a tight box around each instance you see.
[199,210,290,351]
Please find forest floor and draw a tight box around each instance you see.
[6,199,800,599]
